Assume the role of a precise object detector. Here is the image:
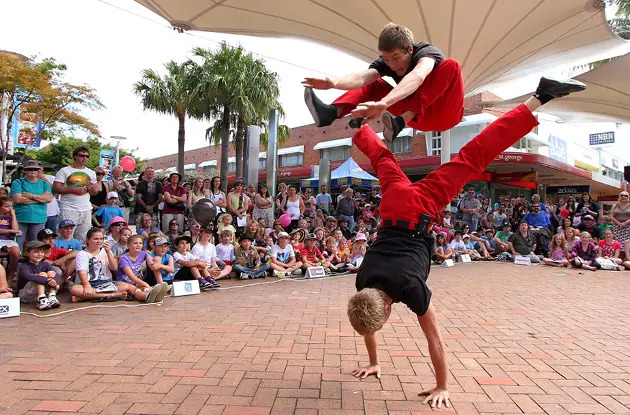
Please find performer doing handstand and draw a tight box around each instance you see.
[346,77,586,409]
[303,22,463,142]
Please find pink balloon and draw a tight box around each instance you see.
[279,213,292,228]
[120,156,136,172]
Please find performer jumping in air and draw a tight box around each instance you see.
[346,77,586,409]
[302,22,463,142]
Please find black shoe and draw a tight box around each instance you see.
[304,88,337,127]
[382,112,405,142]
[534,77,586,104]
[348,117,364,128]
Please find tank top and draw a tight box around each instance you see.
[286,197,301,220]
[190,190,206,205]
[90,182,108,208]
[613,203,630,223]
[551,247,566,261]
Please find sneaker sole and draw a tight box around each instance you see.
[382,112,394,142]
[155,283,169,302]
[304,88,322,127]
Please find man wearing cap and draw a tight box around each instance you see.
[135,167,163,228]
[493,222,513,254]
[337,187,356,232]
[578,214,601,240]
[106,165,134,223]
[162,172,187,233]
[93,192,124,229]
[10,159,53,248]
[54,219,82,251]
[53,146,99,243]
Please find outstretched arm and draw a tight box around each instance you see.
[302,68,380,91]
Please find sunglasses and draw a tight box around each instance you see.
[110,222,124,227]
[192,225,201,229]
[76,154,90,158]
[24,168,40,172]
[621,194,629,197]
[96,172,105,176]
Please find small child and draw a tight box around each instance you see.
[462,235,482,260]
[111,227,132,258]
[301,234,327,272]
[0,264,13,299]
[0,196,21,283]
[147,237,175,285]
[38,228,78,284]
[117,235,167,302]
[270,231,303,277]
[172,235,217,289]
[542,233,570,267]
[54,219,82,251]
[234,234,269,279]
[336,238,351,265]
[290,230,305,263]
[17,241,62,310]
[347,241,365,272]
[191,226,230,281]
[216,230,236,268]
[322,236,343,271]
[93,192,124,228]
[571,231,599,271]
[218,214,237,245]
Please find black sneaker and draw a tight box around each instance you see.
[534,77,586,104]
[198,280,213,291]
[382,112,405,142]
[304,88,337,127]
[348,117,364,129]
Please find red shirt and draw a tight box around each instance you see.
[598,239,621,257]
[46,247,68,262]
[302,246,322,263]
[163,184,186,214]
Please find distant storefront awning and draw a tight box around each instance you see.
[184,163,196,170]
[313,137,353,150]
[199,160,217,167]
[278,145,304,155]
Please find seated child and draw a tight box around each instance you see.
[234,234,270,279]
[270,231,303,277]
[449,231,476,261]
[0,196,21,284]
[542,233,570,267]
[0,264,12,299]
[93,192,124,228]
[216,230,236,269]
[172,235,218,289]
[17,241,62,310]
[37,228,78,284]
[217,213,237,245]
[147,237,175,285]
[111,227,132,258]
[191,226,230,281]
[433,233,453,264]
[290,229,305,263]
[347,240,366,272]
[106,216,127,243]
[322,236,343,271]
[301,233,328,272]
[336,238,351,265]
[596,228,625,271]
[571,231,599,271]
[463,234,483,260]
[117,235,168,302]
[54,219,82,251]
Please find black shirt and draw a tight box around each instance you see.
[369,42,445,84]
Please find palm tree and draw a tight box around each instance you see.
[133,60,196,176]
[189,43,289,189]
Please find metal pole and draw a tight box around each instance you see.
[115,140,120,166]
[440,129,451,165]
[246,125,261,190]
[266,109,279,199]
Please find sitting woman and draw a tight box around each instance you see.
[183,220,202,246]
[433,232,453,264]
[117,235,167,302]
[165,218,182,249]
[137,214,161,243]
[571,231,599,271]
[542,233,570,267]
[70,228,151,302]
[596,228,625,271]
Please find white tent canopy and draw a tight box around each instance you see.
[135,0,629,95]
[489,52,630,123]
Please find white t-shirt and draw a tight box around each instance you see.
[45,174,60,217]
[54,166,96,211]
[75,249,113,283]
[173,251,197,274]
[271,244,295,264]
[216,243,235,262]
[192,242,217,266]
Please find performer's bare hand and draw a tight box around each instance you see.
[350,101,387,121]
[419,387,450,409]
[352,364,381,379]
[302,77,335,90]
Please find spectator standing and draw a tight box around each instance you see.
[89,167,109,211]
[162,172,187,233]
[336,187,356,232]
[460,187,481,231]
[227,180,249,233]
[209,176,227,215]
[610,191,630,246]
[282,186,305,232]
[275,182,288,216]
[11,160,53,248]
[575,192,599,222]
[316,185,333,215]
[106,165,134,223]
[336,185,348,206]
[42,172,60,231]
[253,183,274,229]
[134,167,163,228]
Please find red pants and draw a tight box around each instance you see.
[353,104,538,227]
[333,58,464,132]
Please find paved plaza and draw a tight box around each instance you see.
[1,263,629,415]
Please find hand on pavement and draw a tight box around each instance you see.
[351,364,381,379]
[418,387,450,409]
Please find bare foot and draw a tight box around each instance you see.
[71,295,80,303]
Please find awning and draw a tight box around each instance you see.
[165,167,176,173]
[457,113,497,128]
[376,128,414,140]
[228,157,236,163]
[184,163,196,170]
[278,145,304,155]
[524,132,548,147]
[313,137,353,150]
[199,160,217,167]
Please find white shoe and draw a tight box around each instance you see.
[292,269,303,276]
[240,272,248,280]
[37,296,51,310]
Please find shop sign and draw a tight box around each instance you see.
[493,171,538,182]
[589,131,614,146]
[546,185,590,195]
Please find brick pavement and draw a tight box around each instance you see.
[1,263,629,414]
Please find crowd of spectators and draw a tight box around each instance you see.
[1,147,629,310]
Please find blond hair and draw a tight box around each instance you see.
[378,23,414,52]
[550,232,567,251]
[347,288,387,334]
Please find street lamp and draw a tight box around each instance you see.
[109,135,127,166]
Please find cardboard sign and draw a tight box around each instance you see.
[305,266,326,279]
[460,254,472,263]
[171,280,201,297]
[514,255,532,266]
[441,259,454,267]
[0,298,20,318]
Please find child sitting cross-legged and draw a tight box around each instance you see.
[322,236,344,272]
[38,228,78,287]
[191,225,231,281]
[117,234,168,302]
[301,233,330,274]
[215,230,235,275]
[146,237,175,285]
[172,235,218,290]
[234,234,270,279]
[542,233,570,267]
[270,231,303,277]
[17,241,62,310]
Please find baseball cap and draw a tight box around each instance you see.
[277,231,290,239]
[24,240,50,251]
[583,214,595,220]
[107,191,118,200]
[59,219,76,228]
[463,234,470,239]
[154,237,170,246]
[37,228,57,240]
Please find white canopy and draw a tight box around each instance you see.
[313,137,353,150]
[199,160,218,167]
[277,145,304,155]
[489,52,630,123]
[135,0,629,95]
[184,163,196,170]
